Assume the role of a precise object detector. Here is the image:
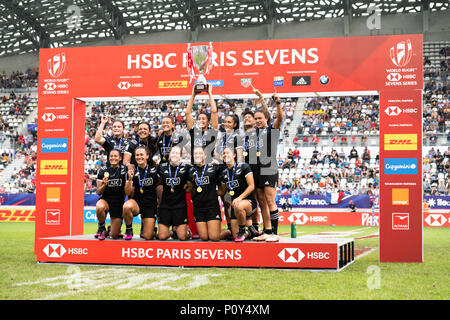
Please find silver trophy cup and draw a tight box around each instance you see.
[190,45,210,93]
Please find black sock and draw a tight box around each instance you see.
[252,223,259,231]
[264,228,273,235]
[98,222,105,231]
[270,209,279,235]
[126,224,133,233]
[239,225,245,234]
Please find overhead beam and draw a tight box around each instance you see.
[2,0,51,49]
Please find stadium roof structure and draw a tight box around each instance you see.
[0,0,449,57]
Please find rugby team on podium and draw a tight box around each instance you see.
[94,84,284,243]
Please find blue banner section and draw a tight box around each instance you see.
[84,208,141,224]
[1,194,449,209]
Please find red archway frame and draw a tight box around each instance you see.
[35,34,423,265]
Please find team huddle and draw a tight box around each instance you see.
[94,85,283,243]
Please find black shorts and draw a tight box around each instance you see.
[230,198,257,220]
[158,207,188,227]
[255,169,278,189]
[101,198,123,219]
[193,205,222,223]
[136,201,157,220]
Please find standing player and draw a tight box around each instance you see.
[157,145,194,241]
[94,149,127,240]
[252,91,283,242]
[188,147,222,241]
[155,115,185,164]
[123,146,159,240]
[94,116,133,166]
[186,85,218,164]
[128,121,158,166]
[217,147,257,242]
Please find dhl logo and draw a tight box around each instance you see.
[384,134,417,150]
[40,160,68,175]
[158,80,187,89]
[0,209,35,222]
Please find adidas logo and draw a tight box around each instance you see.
[292,76,310,86]
[296,78,307,85]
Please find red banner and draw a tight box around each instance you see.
[379,89,423,262]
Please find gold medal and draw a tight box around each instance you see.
[162,157,166,162]
[197,187,202,193]
[104,172,109,178]
[229,190,235,196]
[256,151,260,157]
[140,188,144,194]
[171,188,175,193]
[243,152,248,157]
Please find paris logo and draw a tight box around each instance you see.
[47,52,66,77]
[390,40,412,67]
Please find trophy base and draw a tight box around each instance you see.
[194,83,209,93]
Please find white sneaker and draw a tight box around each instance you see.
[251,233,271,241]
[265,234,279,243]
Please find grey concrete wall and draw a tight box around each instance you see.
[0,10,448,73]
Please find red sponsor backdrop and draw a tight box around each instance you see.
[36,34,423,263]
[379,89,423,262]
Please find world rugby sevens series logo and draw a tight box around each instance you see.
[390,40,412,67]
[47,52,66,77]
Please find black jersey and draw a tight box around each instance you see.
[255,124,280,175]
[189,127,218,164]
[156,132,184,164]
[157,162,192,209]
[131,164,159,207]
[220,162,255,201]
[128,136,157,166]
[215,130,243,159]
[242,128,258,166]
[97,165,127,202]
[188,163,221,209]
[100,135,133,164]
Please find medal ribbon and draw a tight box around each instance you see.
[194,164,208,188]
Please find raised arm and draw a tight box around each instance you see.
[186,86,196,130]
[252,85,269,115]
[208,85,218,130]
[94,115,108,145]
[272,91,283,130]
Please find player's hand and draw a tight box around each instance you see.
[128,165,135,179]
[273,91,281,104]
[102,176,109,184]
[101,115,109,124]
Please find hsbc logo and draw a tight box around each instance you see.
[118,81,131,90]
[44,83,56,90]
[424,214,447,227]
[47,52,66,77]
[384,106,418,116]
[390,40,412,67]
[43,243,66,258]
[278,248,305,263]
[387,73,402,81]
[42,113,69,122]
[288,213,308,225]
[385,106,401,116]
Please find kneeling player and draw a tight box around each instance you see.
[123,146,159,240]
[189,147,222,241]
[217,147,257,242]
[95,149,127,240]
[157,146,193,241]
